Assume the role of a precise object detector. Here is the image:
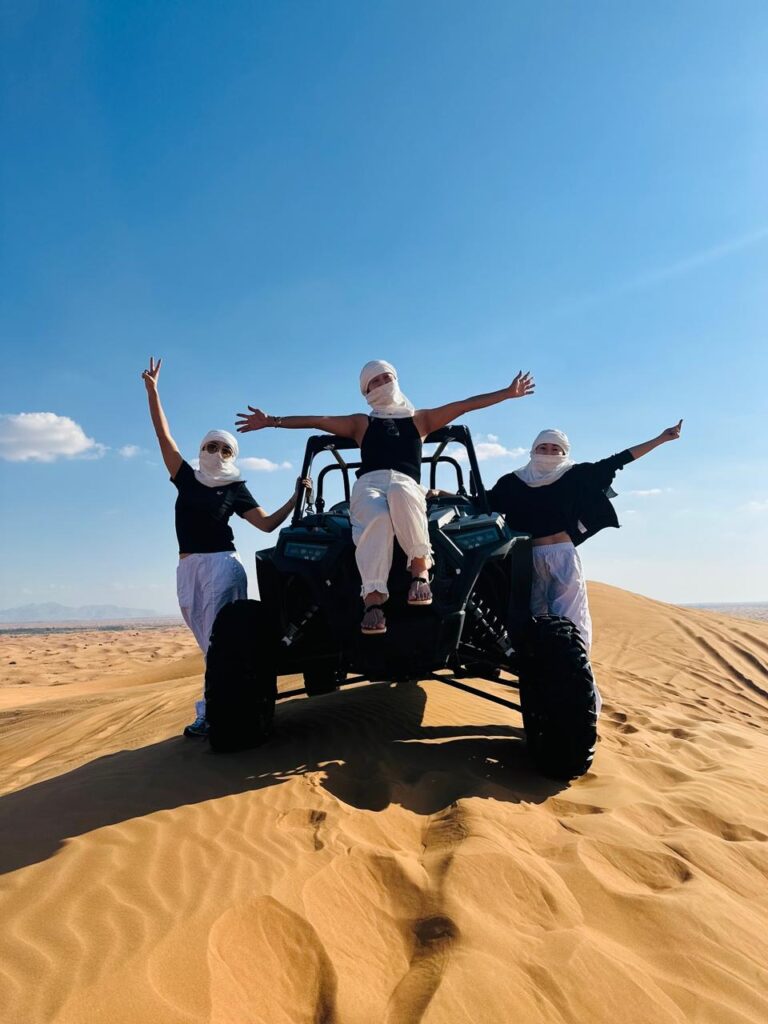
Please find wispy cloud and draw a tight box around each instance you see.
[744,499,768,513]
[0,412,106,462]
[543,226,768,320]
[625,488,664,497]
[624,227,768,292]
[118,444,141,459]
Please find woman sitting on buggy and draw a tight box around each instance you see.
[236,360,534,635]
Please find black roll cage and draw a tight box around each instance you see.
[292,424,489,524]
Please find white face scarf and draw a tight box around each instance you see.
[514,429,575,487]
[359,359,415,419]
[195,430,242,488]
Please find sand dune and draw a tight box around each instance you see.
[1,583,768,1024]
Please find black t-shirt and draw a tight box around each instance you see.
[171,461,260,554]
[487,450,634,545]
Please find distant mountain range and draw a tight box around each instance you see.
[0,602,165,623]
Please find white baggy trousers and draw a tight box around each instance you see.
[176,550,248,715]
[530,541,601,713]
[350,470,432,598]
[530,542,593,649]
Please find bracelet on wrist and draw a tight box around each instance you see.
[272,415,282,428]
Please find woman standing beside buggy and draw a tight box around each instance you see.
[487,420,684,652]
[142,357,308,737]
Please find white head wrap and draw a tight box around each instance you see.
[195,429,242,488]
[514,428,575,487]
[359,359,415,419]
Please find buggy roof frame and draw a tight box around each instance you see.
[294,424,489,523]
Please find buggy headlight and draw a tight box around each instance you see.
[452,526,501,550]
[283,541,329,561]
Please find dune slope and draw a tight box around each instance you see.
[1,584,768,1024]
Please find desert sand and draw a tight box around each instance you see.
[1,582,768,1024]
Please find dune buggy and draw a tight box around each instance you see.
[205,425,598,779]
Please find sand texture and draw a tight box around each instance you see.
[1,583,768,1024]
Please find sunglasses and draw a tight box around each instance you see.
[202,441,234,458]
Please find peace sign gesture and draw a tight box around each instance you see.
[142,356,162,392]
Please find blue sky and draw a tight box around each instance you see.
[1,1,767,612]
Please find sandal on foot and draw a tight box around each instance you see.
[361,604,387,635]
[408,577,433,606]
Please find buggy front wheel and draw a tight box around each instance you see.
[205,600,277,753]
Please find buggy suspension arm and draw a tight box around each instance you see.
[280,603,320,647]
[465,594,516,659]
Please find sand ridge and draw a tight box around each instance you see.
[1,583,768,1023]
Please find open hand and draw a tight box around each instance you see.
[508,371,535,399]
[142,356,162,391]
[236,407,270,432]
[660,419,683,442]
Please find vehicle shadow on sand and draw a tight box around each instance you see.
[0,681,567,875]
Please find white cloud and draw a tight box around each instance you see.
[240,457,293,472]
[119,444,141,458]
[0,412,106,462]
[625,488,664,497]
[486,433,499,443]
[744,500,768,513]
[475,442,527,462]
[448,440,527,465]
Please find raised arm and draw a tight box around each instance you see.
[242,478,311,532]
[627,419,683,461]
[235,407,368,444]
[142,357,183,478]
[415,371,535,436]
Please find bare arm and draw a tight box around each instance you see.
[627,419,683,461]
[242,478,311,532]
[142,357,183,478]
[415,371,535,436]
[235,407,368,444]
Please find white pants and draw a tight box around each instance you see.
[177,551,248,714]
[531,542,601,715]
[530,542,592,650]
[350,470,432,598]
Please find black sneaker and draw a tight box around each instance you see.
[183,711,210,738]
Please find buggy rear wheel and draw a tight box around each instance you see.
[205,599,277,753]
[518,615,597,780]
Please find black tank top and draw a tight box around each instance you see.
[357,416,422,483]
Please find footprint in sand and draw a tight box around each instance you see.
[384,914,460,1024]
[579,839,693,895]
[208,896,338,1024]
[277,808,329,851]
[295,805,464,1023]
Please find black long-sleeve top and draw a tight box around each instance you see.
[486,450,634,545]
